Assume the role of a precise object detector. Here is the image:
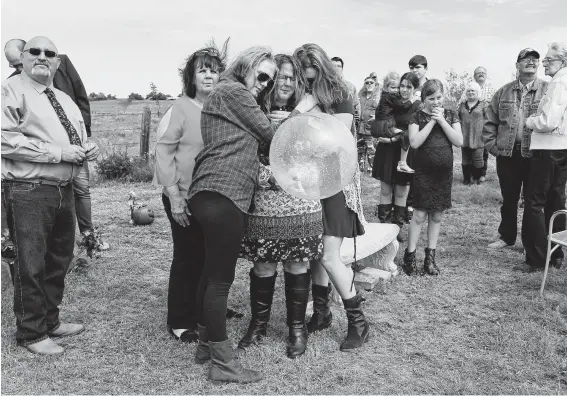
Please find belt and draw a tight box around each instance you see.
[1,179,71,187]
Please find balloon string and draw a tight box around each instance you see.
[350,236,357,292]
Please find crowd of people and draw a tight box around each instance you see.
[1,35,566,385]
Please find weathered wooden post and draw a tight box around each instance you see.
[140,106,151,161]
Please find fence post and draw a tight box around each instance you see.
[140,106,151,161]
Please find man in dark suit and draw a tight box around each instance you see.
[3,39,108,269]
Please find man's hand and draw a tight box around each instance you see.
[84,142,100,161]
[169,195,191,227]
[61,146,87,165]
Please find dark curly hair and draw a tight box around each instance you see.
[179,38,229,98]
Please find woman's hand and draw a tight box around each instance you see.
[169,194,191,227]
[378,137,392,144]
[267,110,291,121]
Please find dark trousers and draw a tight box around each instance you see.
[189,191,245,342]
[481,148,489,177]
[3,182,75,346]
[73,161,93,234]
[162,194,205,330]
[522,150,567,267]
[495,147,531,245]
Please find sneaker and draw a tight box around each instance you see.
[397,161,415,173]
[487,239,513,249]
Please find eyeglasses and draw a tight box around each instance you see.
[519,57,539,64]
[365,81,375,85]
[257,72,273,84]
[542,57,563,64]
[277,75,296,83]
[24,48,58,58]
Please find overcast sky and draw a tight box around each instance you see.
[2,0,566,97]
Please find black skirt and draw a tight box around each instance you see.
[321,191,365,238]
[372,141,413,186]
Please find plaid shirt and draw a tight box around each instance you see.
[188,79,276,213]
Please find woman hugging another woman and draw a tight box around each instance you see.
[239,54,323,359]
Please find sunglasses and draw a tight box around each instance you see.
[24,48,58,58]
[257,72,273,84]
[365,81,375,85]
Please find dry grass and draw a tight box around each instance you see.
[1,102,566,394]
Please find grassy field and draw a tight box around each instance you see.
[1,101,566,394]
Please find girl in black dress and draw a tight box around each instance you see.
[404,79,462,276]
[292,43,369,352]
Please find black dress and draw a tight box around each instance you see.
[372,99,421,186]
[410,109,460,212]
[320,87,364,238]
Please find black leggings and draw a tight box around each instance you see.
[189,191,245,342]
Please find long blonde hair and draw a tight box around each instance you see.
[293,43,349,114]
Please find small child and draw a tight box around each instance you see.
[403,79,463,276]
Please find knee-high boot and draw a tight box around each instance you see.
[284,271,310,359]
[339,293,370,351]
[237,270,277,350]
[392,205,407,242]
[307,283,333,333]
[375,203,393,223]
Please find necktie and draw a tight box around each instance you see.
[44,87,82,146]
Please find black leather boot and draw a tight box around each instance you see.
[339,293,369,351]
[284,271,310,359]
[307,284,333,333]
[209,340,263,383]
[403,248,418,276]
[392,205,407,242]
[238,270,277,350]
[462,164,472,185]
[195,324,210,364]
[424,248,439,275]
[375,203,393,223]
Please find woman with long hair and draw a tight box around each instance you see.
[292,43,369,352]
[187,47,317,383]
[371,72,421,241]
[154,40,228,343]
[238,54,322,359]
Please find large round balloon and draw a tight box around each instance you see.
[270,113,357,200]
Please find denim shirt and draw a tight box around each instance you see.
[483,78,548,158]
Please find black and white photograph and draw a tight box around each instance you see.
[1,0,566,394]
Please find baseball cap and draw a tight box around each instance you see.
[517,48,540,62]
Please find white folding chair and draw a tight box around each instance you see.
[540,209,567,296]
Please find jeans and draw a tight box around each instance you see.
[522,150,567,267]
[3,181,75,346]
[495,145,531,245]
[189,191,245,342]
[162,194,205,330]
[73,161,93,234]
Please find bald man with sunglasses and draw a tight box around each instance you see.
[2,36,99,355]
